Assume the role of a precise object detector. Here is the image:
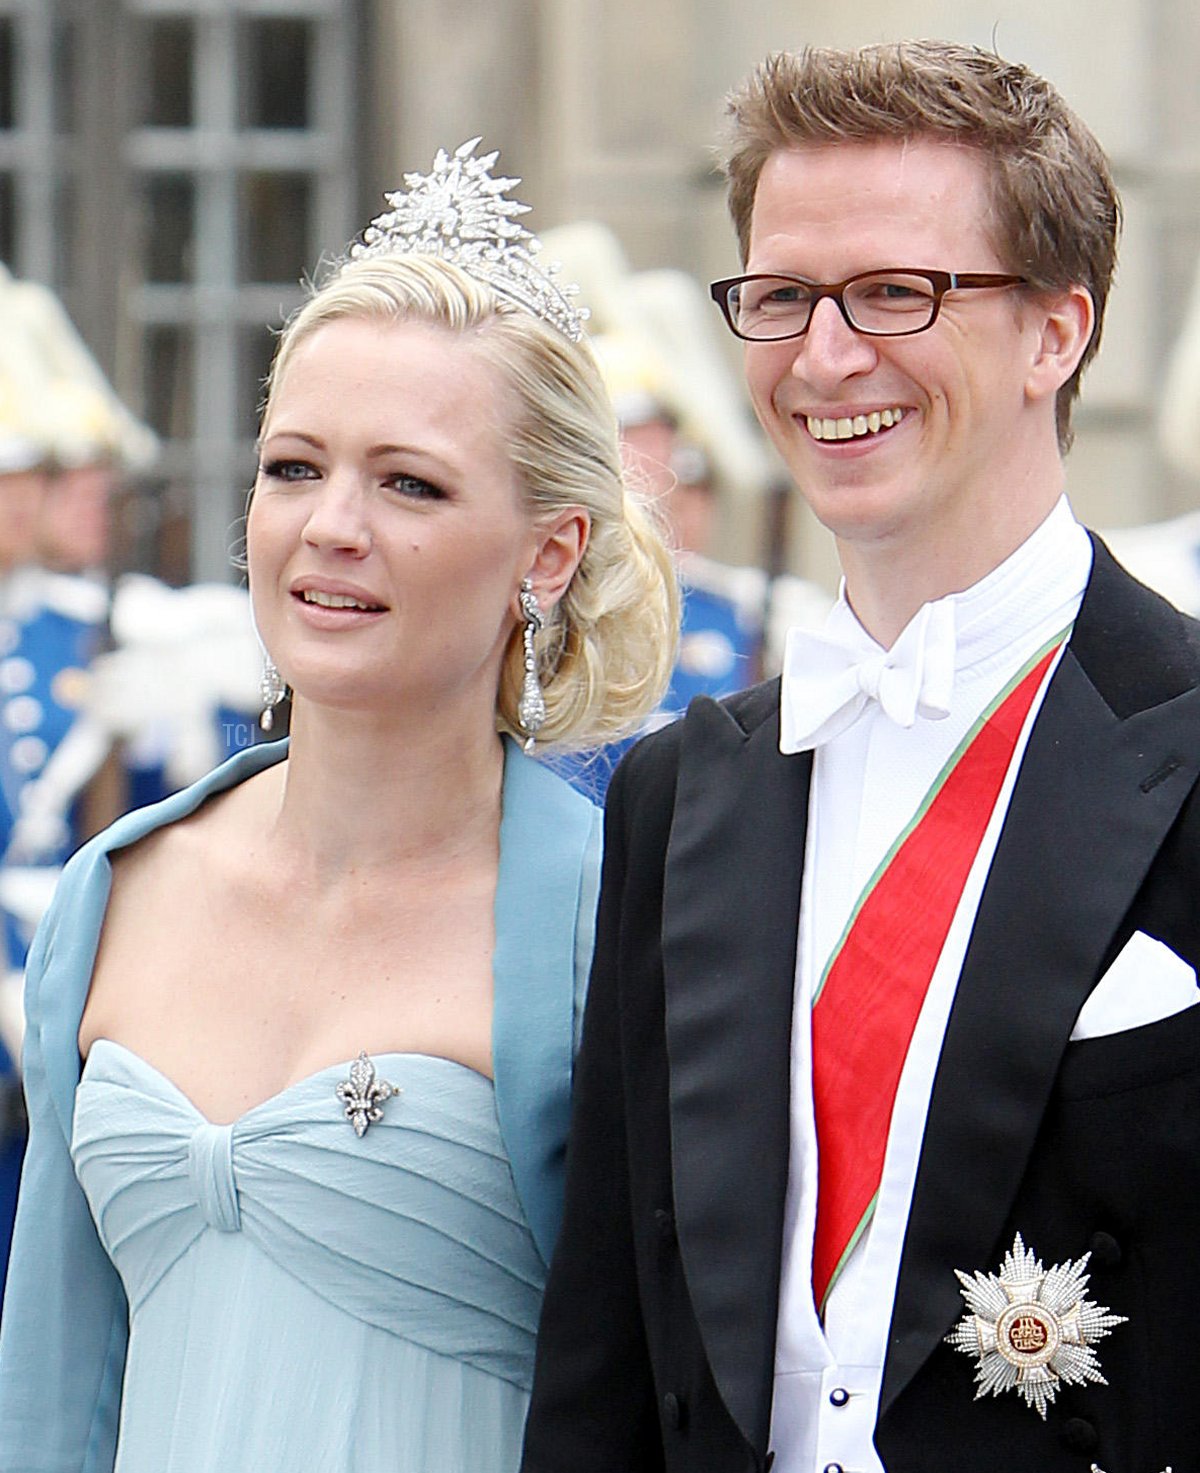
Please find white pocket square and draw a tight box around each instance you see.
[1071,931,1199,1040]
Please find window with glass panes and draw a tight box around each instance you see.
[128,0,359,582]
[0,0,63,282]
[0,0,360,584]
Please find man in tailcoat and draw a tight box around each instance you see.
[522,40,1200,1473]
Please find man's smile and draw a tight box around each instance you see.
[803,406,908,442]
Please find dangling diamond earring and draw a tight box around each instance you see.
[517,578,546,753]
[259,655,287,732]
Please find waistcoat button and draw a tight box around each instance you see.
[1061,1417,1099,1454]
[1089,1230,1122,1268]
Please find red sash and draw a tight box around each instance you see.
[810,637,1065,1313]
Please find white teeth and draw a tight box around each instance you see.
[302,589,378,610]
[805,407,905,441]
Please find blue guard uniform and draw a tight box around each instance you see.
[0,570,109,958]
[0,568,108,1296]
[554,566,760,803]
[0,569,108,1298]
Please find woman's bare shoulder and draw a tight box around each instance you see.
[105,762,282,916]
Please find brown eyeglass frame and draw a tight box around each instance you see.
[709,269,1028,341]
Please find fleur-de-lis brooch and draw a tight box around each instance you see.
[335,1052,400,1137]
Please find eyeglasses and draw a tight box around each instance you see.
[709,269,1028,342]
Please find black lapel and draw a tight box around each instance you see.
[662,684,811,1454]
[881,540,1200,1412]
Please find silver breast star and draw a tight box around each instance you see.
[946,1233,1126,1419]
[335,1052,400,1137]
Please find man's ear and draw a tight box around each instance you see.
[523,507,590,611]
[1025,285,1095,404]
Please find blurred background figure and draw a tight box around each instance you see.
[0,302,55,1276]
[543,224,829,799]
[0,269,157,985]
[0,288,142,901]
[591,327,765,708]
[0,269,261,1302]
[1102,254,1200,615]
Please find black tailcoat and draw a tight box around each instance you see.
[522,542,1200,1473]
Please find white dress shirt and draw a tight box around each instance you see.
[769,497,1093,1473]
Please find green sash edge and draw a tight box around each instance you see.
[820,1189,879,1315]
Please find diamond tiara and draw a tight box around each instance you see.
[349,137,588,343]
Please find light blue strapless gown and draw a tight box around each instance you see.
[71,1040,547,1473]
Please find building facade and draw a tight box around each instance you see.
[3,0,1199,586]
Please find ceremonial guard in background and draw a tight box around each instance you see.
[0,321,54,1293]
[541,228,829,799]
[0,269,160,971]
[0,270,261,1298]
[1099,254,1200,617]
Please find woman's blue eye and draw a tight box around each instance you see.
[260,459,315,482]
[256,463,447,499]
[390,474,446,500]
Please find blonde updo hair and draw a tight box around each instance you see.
[262,252,679,752]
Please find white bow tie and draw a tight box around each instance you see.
[779,599,957,752]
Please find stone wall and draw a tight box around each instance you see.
[369,0,1200,586]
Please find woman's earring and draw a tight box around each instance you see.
[517,578,546,753]
[259,655,287,732]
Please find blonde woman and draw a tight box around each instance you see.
[0,141,677,1473]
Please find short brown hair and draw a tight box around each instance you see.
[721,41,1121,450]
